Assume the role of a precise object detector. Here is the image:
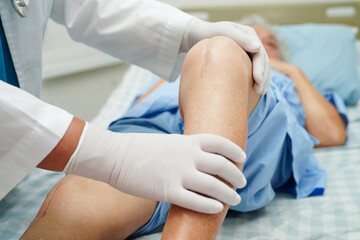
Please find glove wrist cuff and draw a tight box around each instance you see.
[180,17,197,53]
[63,121,89,173]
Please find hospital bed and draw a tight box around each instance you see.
[1,1,360,239]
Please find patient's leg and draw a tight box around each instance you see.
[161,36,260,239]
[21,175,158,239]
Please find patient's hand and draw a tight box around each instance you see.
[270,59,300,77]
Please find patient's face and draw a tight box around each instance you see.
[252,25,280,59]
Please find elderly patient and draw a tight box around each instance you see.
[21,26,347,239]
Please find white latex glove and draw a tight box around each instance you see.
[181,18,271,95]
[64,123,247,214]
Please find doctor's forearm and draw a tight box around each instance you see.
[37,117,85,171]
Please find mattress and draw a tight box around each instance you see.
[1,62,359,239]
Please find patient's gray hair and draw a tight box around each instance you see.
[238,15,290,61]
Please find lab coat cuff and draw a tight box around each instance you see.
[0,112,72,200]
[158,10,193,82]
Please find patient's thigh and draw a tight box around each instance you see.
[21,175,157,240]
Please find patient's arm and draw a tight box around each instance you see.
[270,59,347,147]
[161,36,260,239]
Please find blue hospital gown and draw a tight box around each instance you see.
[109,70,348,238]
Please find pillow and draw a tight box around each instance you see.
[274,23,360,105]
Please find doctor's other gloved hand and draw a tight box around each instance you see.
[64,122,247,214]
[180,18,271,95]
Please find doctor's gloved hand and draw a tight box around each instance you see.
[180,18,271,95]
[64,123,247,214]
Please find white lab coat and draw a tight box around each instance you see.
[0,0,192,199]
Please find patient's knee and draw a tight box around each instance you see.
[22,175,116,239]
[35,175,90,221]
[206,36,252,67]
[35,174,115,229]
[183,36,253,83]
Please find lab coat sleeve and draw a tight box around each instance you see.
[50,0,193,82]
[0,81,73,199]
